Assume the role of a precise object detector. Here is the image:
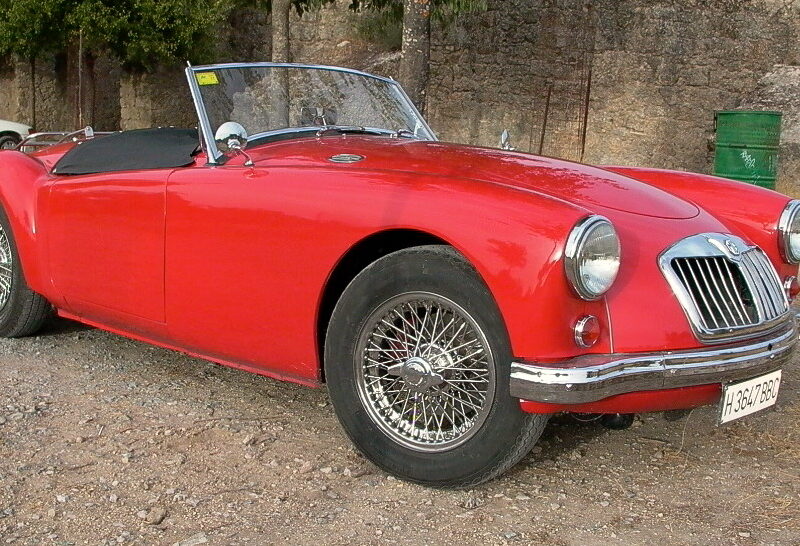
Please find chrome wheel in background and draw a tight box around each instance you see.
[0,206,50,338]
[0,136,20,150]
[0,223,13,309]
[355,292,495,452]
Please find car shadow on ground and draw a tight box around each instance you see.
[535,414,612,453]
[39,314,635,472]
[36,314,94,337]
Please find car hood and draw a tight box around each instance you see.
[254,137,699,220]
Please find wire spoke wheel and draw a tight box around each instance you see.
[0,223,13,309]
[355,291,496,452]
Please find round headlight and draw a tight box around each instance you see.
[565,215,621,300]
[778,200,800,264]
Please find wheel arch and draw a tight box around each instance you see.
[315,228,503,379]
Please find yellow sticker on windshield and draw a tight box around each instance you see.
[196,72,219,86]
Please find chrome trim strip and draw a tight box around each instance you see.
[191,62,399,84]
[394,80,438,141]
[778,200,800,264]
[510,321,796,404]
[247,126,395,142]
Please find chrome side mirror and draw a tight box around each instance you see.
[214,121,253,166]
[499,129,515,151]
[215,121,248,152]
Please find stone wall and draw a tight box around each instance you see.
[741,65,800,195]
[117,7,273,131]
[119,69,196,131]
[0,57,73,131]
[0,0,798,193]
[0,67,20,122]
[0,54,121,132]
[427,0,800,193]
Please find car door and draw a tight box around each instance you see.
[47,170,168,325]
[164,164,330,382]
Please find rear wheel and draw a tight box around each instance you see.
[325,245,548,487]
[0,210,50,337]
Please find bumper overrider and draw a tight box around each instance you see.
[510,318,796,405]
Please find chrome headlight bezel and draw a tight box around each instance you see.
[565,215,621,301]
[778,200,800,264]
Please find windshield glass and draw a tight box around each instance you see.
[190,65,434,149]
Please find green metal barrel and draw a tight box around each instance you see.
[713,111,782,189]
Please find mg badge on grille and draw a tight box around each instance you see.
[725,239,740,255]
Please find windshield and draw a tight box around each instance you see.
[187,64,435,161]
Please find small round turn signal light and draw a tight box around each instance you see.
[574,315,601,348]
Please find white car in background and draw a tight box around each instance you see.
[0,120,32,149]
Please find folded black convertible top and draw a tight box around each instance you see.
[53,127,199,175]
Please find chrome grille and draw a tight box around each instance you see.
[672,256,756,328]
[740,249,788,320]
[660,234,789,343]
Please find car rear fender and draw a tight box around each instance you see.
[0,150,50,294]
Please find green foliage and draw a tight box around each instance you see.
[0,0,482,70]
[349,0,487,24]
[356,8,403,50]
[0,0,72,59]
[348,0,486,48]
[232,0,334,16]
[0,0,231,71]
[69,0,231,71]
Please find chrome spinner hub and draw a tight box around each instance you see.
[387,356,444,393]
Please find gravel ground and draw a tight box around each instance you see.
[1,316,799,545]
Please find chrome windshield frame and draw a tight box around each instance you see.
[185,62,438,165]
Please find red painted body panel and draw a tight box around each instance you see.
[0,136,794,415]
[56,308,318,387]
[0,150,51,294]
[163,145,602,381]
[48,170,172,322]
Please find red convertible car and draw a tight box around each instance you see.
[1,63,796,487]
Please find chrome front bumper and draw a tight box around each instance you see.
[510,321,797,404]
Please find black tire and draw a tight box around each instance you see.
[325,245,548,488]
[0,135,20,150]
[0,208,51,337]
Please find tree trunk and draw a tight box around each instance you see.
[86,52,96,128]
[399,0,431,115]
[271,0,291,63]
[271,0,291,127]
[29,58,37,130]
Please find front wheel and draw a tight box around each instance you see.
[325,245,548,487]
